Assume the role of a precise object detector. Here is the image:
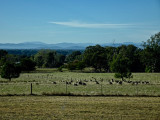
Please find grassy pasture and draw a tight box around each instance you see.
[0,69,160,119]
[0,69,160,96]
[0,96,160,120]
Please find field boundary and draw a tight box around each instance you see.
[0,93,160,97]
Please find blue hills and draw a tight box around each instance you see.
[0,42,142,49]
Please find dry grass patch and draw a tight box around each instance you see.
[0,96,160,120]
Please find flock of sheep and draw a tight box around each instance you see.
[51,76,150,86]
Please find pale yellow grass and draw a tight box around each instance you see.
[0,96,160,120]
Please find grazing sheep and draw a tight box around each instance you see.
[141,81,149,84]
[79,81,83,85]
[95,81,99,84]
[109,81,113,85]
[141,81,145,84]
[123,79,127,82]
[52,81,57,84]
[36,83,39,85]
[115,80,119,83]
[111,79,114,82]
[100,78,104,82]
[84,79,88,82]
[66,81,71,85]
[119,81,123,85]
[127,81,132,83]
[82,83,86,86]
[132,82,138,85]
[74,83,78,86]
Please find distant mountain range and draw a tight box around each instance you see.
[0,42,142,49]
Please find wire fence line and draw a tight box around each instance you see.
[0,82,160,96]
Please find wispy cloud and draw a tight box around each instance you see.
[49,21,134,28]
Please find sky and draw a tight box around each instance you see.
[0,0,160,44]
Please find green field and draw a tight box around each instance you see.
[1,69,160,119]
[0,69,160,96]
[0,96,160,120]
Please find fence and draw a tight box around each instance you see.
[1,82,160,96]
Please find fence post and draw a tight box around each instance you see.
[66,82,67,94]
[101,83,103,95]
[31,83,33,95]
[136,86,138,96]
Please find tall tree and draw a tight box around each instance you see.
[105,46,117,72]
[0,50,8,59]
[0,54,21,67]
[117,45,144,72]
[1,62,21,81]
[44,51,57,68]
[76,61,85,71]
[34,50,49,68]
[83,45,108,72]
[67,60,85,71]
[35,55,43,68]
[55,54,65,67]
[34,50,65,68]
[142,32,160,72]
[65,51,82,62]
[21,58,36,72]
[110,54,132,81]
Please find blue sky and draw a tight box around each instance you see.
[0,0,160,44]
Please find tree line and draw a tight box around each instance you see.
[0,32,160,81]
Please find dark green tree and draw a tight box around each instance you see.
[117,45,144,72]
[83,45,108,72]
[65,51,82,62]
[76,61,85,71]
[34,50,49,68]
[21,58,36,72]
[110,54,132,81]
[35,55,43,68]
[67,60,85,71]
[34,50,65,68]
[67,61,77,71]
[55,54,65,67]
[0,50,8,59]
[142,32,160,72]
[0,54,21,67]
[105,46,117,72]
[44,51,56,68]
[1,62,21,81]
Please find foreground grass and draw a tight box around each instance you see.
[0,96,160,120]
